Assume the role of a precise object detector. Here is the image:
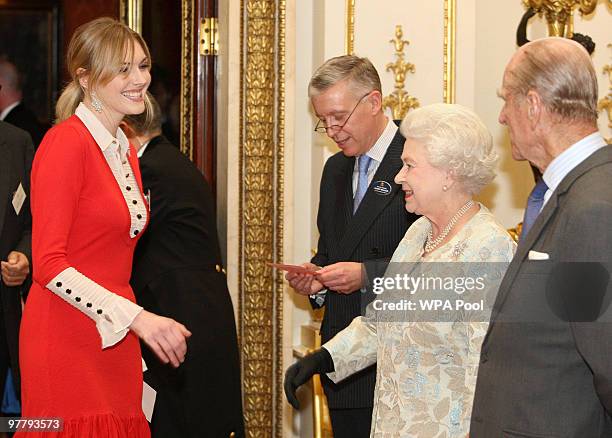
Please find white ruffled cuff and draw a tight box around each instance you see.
[46,267,143,348]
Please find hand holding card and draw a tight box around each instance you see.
[269,263,318,275]
[280,262,325,296]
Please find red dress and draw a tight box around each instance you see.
[18,115,150,437]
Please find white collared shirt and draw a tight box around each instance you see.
[351,118,398,194]
[542,132,607,208]
[0,100,20,120]
[136,139,152,158]
[75,103,147,238]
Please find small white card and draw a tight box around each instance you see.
[142,381,156,422]
[528,250,550,260]
[12,183,26,215]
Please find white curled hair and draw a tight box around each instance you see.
[400,103,497,195]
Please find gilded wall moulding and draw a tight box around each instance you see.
[346,0,355,55]
[119,0,142,35]
[180,0,194,160]
[443,0,456,104]
[599,44,612,144]
[239,0,285,436]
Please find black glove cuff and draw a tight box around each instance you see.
[317,348,335,373]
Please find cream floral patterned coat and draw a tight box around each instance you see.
[323,205,515,438]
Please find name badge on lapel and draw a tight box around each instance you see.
[372,180,392,196]
[12,183,26,215]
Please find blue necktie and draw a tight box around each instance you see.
[354,155,372,213]
[520,179,548,241]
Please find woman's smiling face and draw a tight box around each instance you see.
[92,41,151,122]
[394,138,449,216]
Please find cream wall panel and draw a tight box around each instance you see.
[581,5,612,141]
[455,0,476,109]
[472,0,532,228]
[289,0,318,436]
[354,1,446,111]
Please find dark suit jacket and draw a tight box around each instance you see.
[130,136,244,438]
[312,127,418,409]
[471,145,612,437]
[4,103,48,149]
[0,121,33,398]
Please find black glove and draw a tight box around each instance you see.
[284,348,334,409]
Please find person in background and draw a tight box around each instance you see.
[286,103,515,437]
[471,37,612,437]
[124,94,244,438]
[18,18,190,437]
[285,55,418,438]
[0,58,48,147]
[0,119,33,417]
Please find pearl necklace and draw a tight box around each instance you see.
[424,200,475,254]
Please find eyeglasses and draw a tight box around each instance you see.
[314,92,370,134]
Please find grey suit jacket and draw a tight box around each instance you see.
[471,145,612,437]
[0,121,34,397]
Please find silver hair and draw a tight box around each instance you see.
[400,103,498,195]
[308,55,381,98]
[506,37,598,123]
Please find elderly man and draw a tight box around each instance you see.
[471,37,612,436]
[285,55,417,437]
[0,120,33,410]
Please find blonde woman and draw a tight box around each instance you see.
[18,18,190,437]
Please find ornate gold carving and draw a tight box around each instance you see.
[180,1,194,160]
[345,0,355,55]
[523,0,597,37]
[507,223,523,244]
[382,25,419,120]
[443,0,456,104]
[240,0,285,436]
[599,44,612,144]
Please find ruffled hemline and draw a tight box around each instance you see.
[14,412,150,438]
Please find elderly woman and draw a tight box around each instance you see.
[285,103,515,437]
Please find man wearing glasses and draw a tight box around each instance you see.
[284,55,417,437]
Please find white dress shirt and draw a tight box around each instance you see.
[0,100,20,120]
[542,132,607,209]
[351,118,398,194]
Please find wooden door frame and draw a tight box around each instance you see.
[121,0,217,189]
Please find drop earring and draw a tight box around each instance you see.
[442,185,448,192]
[91,92,103,113]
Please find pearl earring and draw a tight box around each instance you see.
[91,92,103,113]
[443,185,448,191]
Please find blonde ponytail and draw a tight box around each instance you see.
[55,82,84,123]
